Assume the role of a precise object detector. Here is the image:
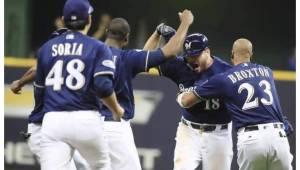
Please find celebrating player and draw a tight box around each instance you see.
[35,0,125,169]
[11,29,90,170]
[144,31,233,170]
[11,9,194,170]
[177,38,293,170]
[99,10,193,170]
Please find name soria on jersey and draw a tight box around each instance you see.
[227,66,270,84]
[52,43,83,57]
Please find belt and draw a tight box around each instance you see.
[181,118,228,132]
[104,117,121,122]
[243,123,284,132]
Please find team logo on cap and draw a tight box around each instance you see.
[185,42,192,50]
[71,16,77,20]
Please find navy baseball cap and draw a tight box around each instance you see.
[183,33,208,57]
[63,0,94,22]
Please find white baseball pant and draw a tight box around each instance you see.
[59,118,142,170]
[39,111,110,170]
[173,119,233,170]
[27,123,91,170]
[103,119,141,170]
[237,122,293,170]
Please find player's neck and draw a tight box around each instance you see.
[105,39,122,49]
[78,28,89,35]
[205,56,214,69]
[234,59,251,65]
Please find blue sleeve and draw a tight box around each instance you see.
[94,75,114,98]
[158,61,170,77]
[268,68,285,122]
[33,48,45,107]
[126,48,165,75]
[33,84,44,111]
[158,58,179,78]
[194,74,225,99]
[93,44,115,78]
[34,48,46,89]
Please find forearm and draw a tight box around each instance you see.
[92,28,106,40]
[161,21,190,57]
[11,65,37,94]
[143,31,161,50]
[177,91,200,108]
[94,76,123,119]
[19,66,37,86]
[100,92,123,117]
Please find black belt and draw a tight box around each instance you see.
[104,117,119,122]
[181,119,228,132]
[244,123,284,132]
[104,117,126,122]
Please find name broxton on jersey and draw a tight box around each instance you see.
[227,65,270,83]
[194,62,285,128]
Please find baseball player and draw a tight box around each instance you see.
[11,28,90,170]
[35,0,124,169]
[144,31,233,170]
[177,38,293,170]
[99,11,193,170]
[12,9,194,170]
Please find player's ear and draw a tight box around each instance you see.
[205,48,210,55]
[231,52,235,64]
[61,16,65,26]
[88,15,92,25]
[124,33,130,42]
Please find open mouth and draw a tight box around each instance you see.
[190,63,198,69]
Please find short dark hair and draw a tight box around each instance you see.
[107,18,130,41]
[64,20,88,30]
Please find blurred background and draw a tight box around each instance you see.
[4,0,295,170]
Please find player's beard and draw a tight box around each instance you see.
[189,63,201,73]
[194,66,202,73]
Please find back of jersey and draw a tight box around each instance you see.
[100,47,155,120]
[35,31,114,113]
[223,62,284,128]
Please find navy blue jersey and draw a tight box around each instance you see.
[35,31,115,113]
[28,85,44,123]
[100,47,165,120]
[194,62,285,129]
[159,56,232,124]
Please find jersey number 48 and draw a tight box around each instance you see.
[45,59,85,91]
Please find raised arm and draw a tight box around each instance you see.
[143,30,161,50]
[161,9,193,58]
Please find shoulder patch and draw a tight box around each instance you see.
[102,60,115,69]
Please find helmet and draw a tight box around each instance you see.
[183,33,208,57]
